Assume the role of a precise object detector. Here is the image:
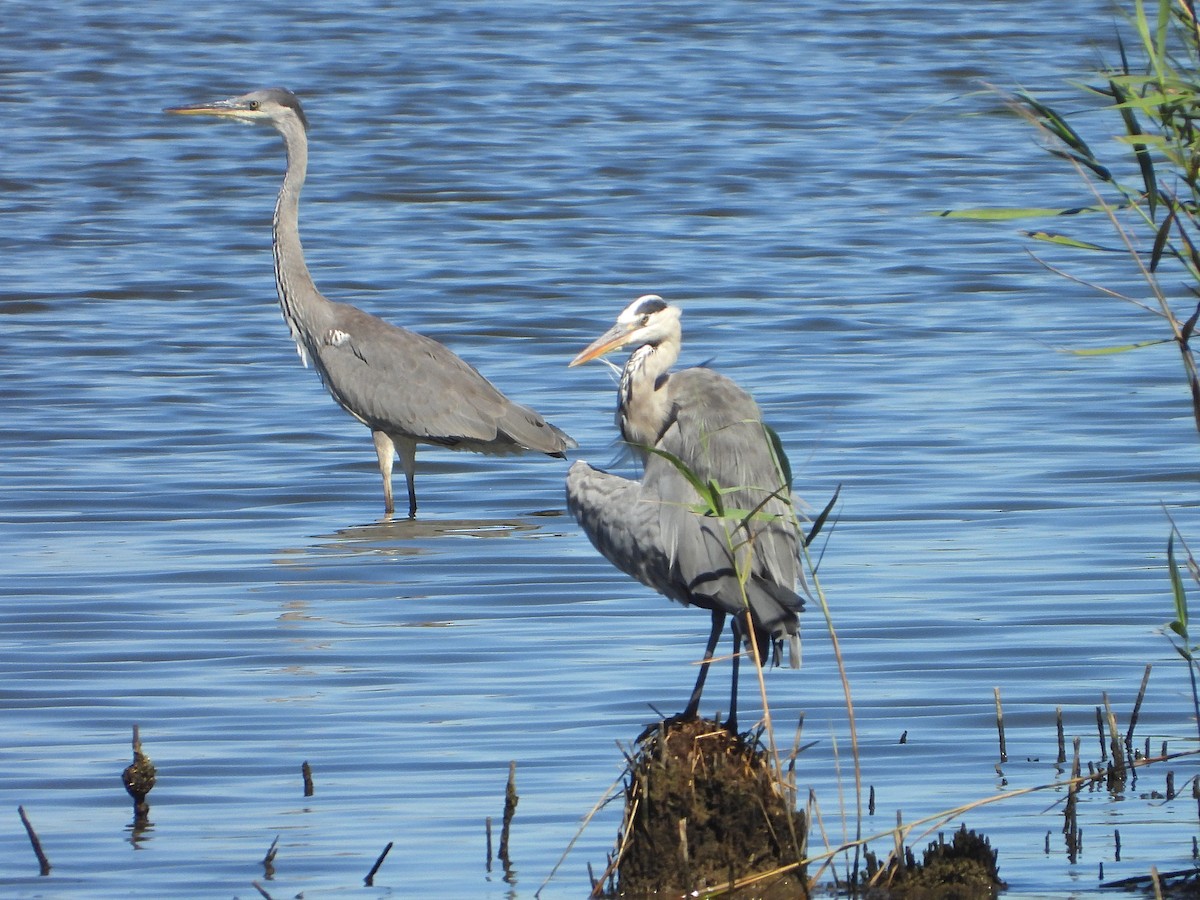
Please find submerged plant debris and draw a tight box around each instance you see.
[602,715,806,898]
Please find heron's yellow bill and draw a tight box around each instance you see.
[569,323,637,367]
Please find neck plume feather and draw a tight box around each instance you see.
[619,342,675,450]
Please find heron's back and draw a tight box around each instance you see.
[306,302,575,455]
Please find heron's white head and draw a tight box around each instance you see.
[569,295,682,367]
[165,88,308,132]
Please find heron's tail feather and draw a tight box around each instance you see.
[498,407,577,456]
[746,576,803,668]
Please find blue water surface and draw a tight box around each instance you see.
[2,2,1198,896]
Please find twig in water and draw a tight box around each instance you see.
[499,760,518,874]
[18,805,51,876]
[364,841,393,886]
[1056,707,1066,765]
[301,760,314,797]
[993,687,1007,763]
[1064,737,1082,863]
[1126,665,1152,752]
[1103,694,1126,792]
[263,834,279,879]
[485,815,493,872]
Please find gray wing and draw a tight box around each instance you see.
[654,368,803,598]
[567,452,804,667]
[566,460,679,602]
[309,303,575,454]
[643,444,804,667]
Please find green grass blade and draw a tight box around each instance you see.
[644,445,721,513]
[1023,231,1121,251]
[763,423,792,490]
[1111,79,1159,217]
[1155,0,1171,79]
[1015,91,1095,156]
[806,484,842,548]
[1134,0,1165,83]
[1168,531,1191,645]
[1150,204,1177,271]
[937,206,1108,220]
[1060,339,1171,355]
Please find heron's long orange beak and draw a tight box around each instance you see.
[569,322,636,367]
[164,98,255,119]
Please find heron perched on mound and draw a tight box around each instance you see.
[166,88,574,516]
[566,294,806,729]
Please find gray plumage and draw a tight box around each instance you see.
[567,295,805,728]
[166,88,575,516]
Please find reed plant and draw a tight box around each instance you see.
[951,0,1200,734]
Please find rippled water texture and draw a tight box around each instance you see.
[2,2,1198,896]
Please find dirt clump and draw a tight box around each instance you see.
[606,715,806,898]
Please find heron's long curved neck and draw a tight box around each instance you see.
[271,118,329,362]
[620,331,680,450]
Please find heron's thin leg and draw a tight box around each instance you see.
[394,436,419,518]
[373,431,395,515]
[726,617,742,734]
[684,609,725,719]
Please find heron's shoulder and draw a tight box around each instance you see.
[326,303,487,369]
[668,366,760,419]
[328,302,421,343]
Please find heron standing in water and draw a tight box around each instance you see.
[165,88,575,517]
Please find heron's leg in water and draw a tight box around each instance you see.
[684,609,726,719]
[394,437,418,518]
[372,430,395,515]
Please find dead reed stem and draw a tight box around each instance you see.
[262,834,279,879]
[994,687,1007,763]
[1126,664,1152,751]
[801,539,864,884]
[364,841,392,886]
[17,805,50,876]
[1103,693,1126,792]
[1065,737,1081,863]
[498,760,518,877]
[535,769,626,898]
[485,816,493,872]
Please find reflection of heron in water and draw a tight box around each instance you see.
[567,295,807,731]
[275,517,544,566]
[165,88,574,517]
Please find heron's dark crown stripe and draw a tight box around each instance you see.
[633,296,668,315]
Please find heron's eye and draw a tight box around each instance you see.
[248,100,260,110]
[639,315,650,326]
